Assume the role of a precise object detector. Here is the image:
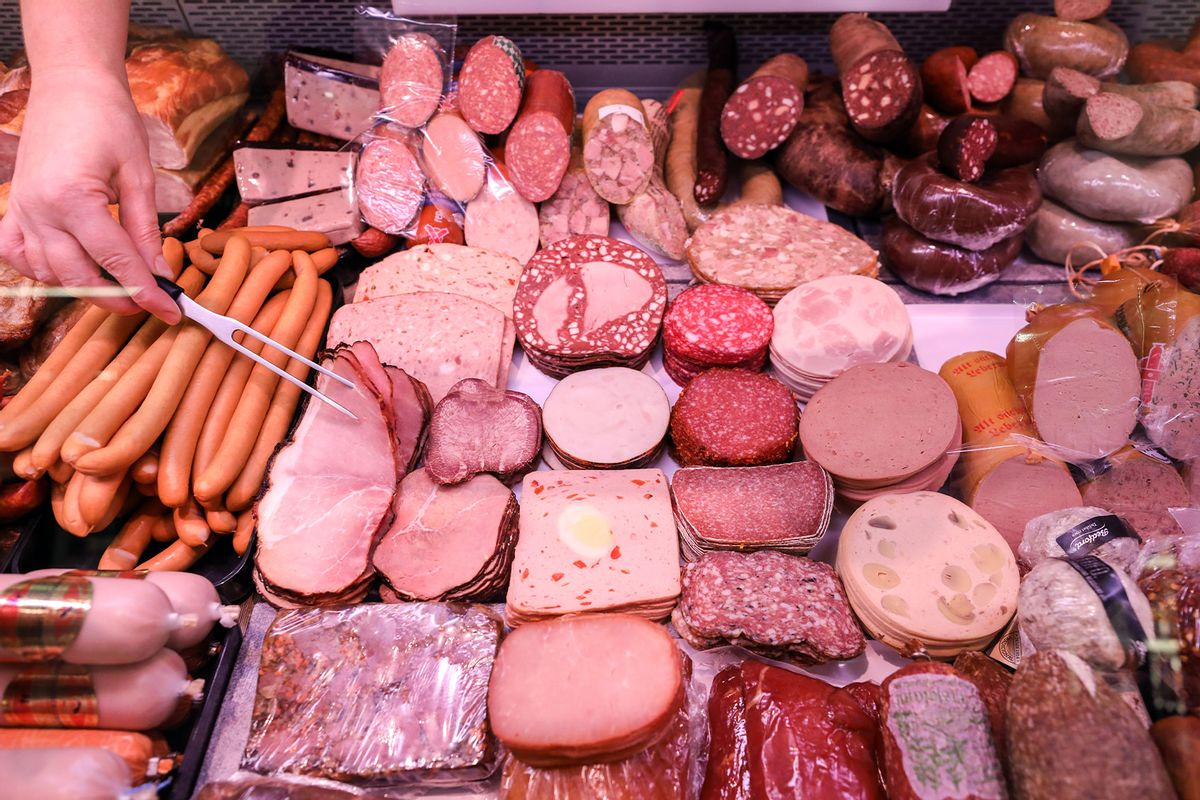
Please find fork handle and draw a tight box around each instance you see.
[154,275,185,302]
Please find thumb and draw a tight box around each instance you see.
[115,158,167,278]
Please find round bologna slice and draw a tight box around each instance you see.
[543,368,670,469]
[458,36,526,135]
[836,491,1019,656]
[379,33,444,128]
[488,613,683,767]
[662,284,774,367]
[800,362,959,485]
[357,128,426,235]
[513,235,668,378]
[771,275,911,381]
[669,368,799,467]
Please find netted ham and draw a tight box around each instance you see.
[374,469,518,602]
[424,379,541,485]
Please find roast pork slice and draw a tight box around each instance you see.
[254,346,398,604]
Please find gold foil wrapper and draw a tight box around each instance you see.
[1,663,100,727]
[0,576,93,662]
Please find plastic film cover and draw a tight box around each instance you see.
[241,602,501,788]
[355,6,455,130]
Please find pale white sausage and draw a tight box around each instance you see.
[0,574,196,665]
[0,748,133,800]
[26,570,239,650]
[0,649,201,731]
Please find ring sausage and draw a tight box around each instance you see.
[1004,14,1129,80]
[883,215,1022,296]
[1024,198,1139,264]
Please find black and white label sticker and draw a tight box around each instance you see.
[1056,515,1140,559]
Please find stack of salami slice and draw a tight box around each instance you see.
[799,362,961,507]
[513,235,668,378]
[541,368,670,470]
[661,284,774,387]
[671,462,834,558]
[770,275,913,401]
[837,492,1020,658]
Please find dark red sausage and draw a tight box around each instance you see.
[694,21,737,206]
[938,115,999,182]
[506,70,575,203]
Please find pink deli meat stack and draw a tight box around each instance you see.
[373,468,519,603]
[799,362,962,509]
[513,235,668,378]
[423,379,541,485]
[669,368,799,467]
[661,284,774,388]
[672,550,866,665]
[770,275,913,401]
[670,461,834,559]
[253,343,430,607]
[506,469,681,625]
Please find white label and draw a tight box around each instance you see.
[885,674,1007,800]
[597,103,646,127]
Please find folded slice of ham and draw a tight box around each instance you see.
[254,344,399,606]
[344,339,432,473]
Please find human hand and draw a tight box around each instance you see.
[0,68,180,322]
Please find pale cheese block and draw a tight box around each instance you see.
[771,275,912,380]
[247,187,363,246]
[234,145,354,202]
[355,244,523,318]
[837,492,1019,654]
[542,368,670,467]
[507,469,681,620]
[327,291,507,403]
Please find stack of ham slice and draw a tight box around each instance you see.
[253,342,430,607]
[671,462,834,558]
[373,468,519,602]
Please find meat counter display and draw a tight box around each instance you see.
[0,1,1199,798]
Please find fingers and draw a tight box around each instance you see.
[18,229,56,286]
[116,161,169,280]
[70,206,180,323]
[39,229,140,315]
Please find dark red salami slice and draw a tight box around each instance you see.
[458,36,526,135]
[968,51,1019,105]
[380,33,445,128]
[356,126,426,234]
[663,284,774,365]
[673,550,864,663]
[937,115,999,183]
[669,368,799,467]
[512,235,667,378]
[506,69,575,202]
[720,53,809,159]
[841,50,923,143]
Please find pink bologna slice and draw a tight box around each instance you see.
[357,127,426,234]
[513,235,667,378]
[663,283,774,366]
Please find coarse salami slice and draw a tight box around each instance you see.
[669,368,799,467]
[671,462,833,556]
[720,53,808,159]
[661,284,773,383]
[458,36,526,135]
[672,550,865,663]
[686,204,879,303]
[506,70,575,202]
[513,235,667,378]
[356,126,426,235]
[379,33,444,128]
[968,51,1019,105]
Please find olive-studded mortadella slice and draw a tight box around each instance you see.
[0,574,197,665]
[25,570,238,650]
[0,649,201,731]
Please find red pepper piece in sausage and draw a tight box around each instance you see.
[506,69,576,202]
[938,115,999,183]
[719,53,808,159]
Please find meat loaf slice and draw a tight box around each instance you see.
[424,379,541,485]
[488,614,684,767]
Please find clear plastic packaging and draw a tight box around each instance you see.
[240,603,501,789]
[355,6,456,130]
[0,747,157,800]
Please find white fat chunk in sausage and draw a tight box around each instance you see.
[543,368,670,464]
[530,276,573,347]
[580,261,653,332]
[0,574,191,665]
[1032,318,1140,461]
[0,748,132,800]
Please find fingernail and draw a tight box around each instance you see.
[153,255,172,278]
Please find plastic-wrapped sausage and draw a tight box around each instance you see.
[882,215,1021,296]
[0,649,202,731]
[1024,198,1139,264]
[0,574,197,665]
[1004,14,1129,80]
[26,570,238,650]
[0,748,137,800]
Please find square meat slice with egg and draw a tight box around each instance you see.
[506,469,681,623]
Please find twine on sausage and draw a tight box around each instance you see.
[1063,243,1164,300]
